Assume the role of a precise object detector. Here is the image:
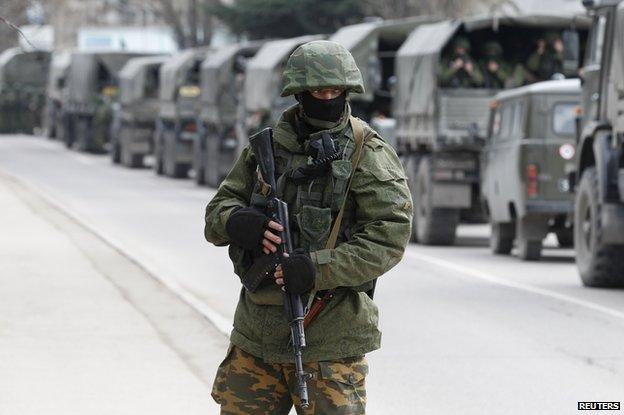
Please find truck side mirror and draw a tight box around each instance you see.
[562,29,580,76]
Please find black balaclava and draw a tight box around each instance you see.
[298,91,346,122]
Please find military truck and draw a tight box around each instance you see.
[63,51,148,152]
[154,49,207,178]
[482,79,580,260]
[242,35,325,150]
[44,51,71,139]
[194,42,263,186]
[393,7,589,245]
[111,55,167,168]
[571,0,624,286]
[0,48,51,134]
[329,16,438,138]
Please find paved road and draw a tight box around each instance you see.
[2,135,623,414]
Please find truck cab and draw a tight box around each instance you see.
[573,0,624,286]
[111,55,168,168]
[482,79,580,260]
[194,42,263,187]
[154,49,208,178]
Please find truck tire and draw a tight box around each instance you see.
[490,222,514,255]
[403,155,419,242]
[555,228,574,248]
[414,156,459,245]
[517,237,542,261]
[574,168,624,287]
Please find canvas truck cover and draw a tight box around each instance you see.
[244,34,324,112]
[330,16,439,103]
[0,48,51,92]
[120,55,168,105]
[159,48,207,102]
[67,51,148,104]
[200,41,264,124]
[394,7,590,122]
[47,51,71,101]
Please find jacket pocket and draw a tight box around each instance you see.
[296,205,332,252]
[316,356,368,414]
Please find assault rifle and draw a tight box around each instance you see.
[248,127,310,408]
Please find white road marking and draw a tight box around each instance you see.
[406,250,624,322]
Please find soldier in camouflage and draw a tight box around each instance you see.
[439,37,484,88]
[204,40,412,414]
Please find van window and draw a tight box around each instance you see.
[552,102,577,136]
[498,103,514,141]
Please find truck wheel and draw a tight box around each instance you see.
[574,168,624,287]
[555,228,574,248]
[490,222,514,255]
[415,156,459,245]
[517,237,542,261]
[403,155,419,242]
[123,153,143,168]
[172,163,189,179]
[111,141,121,164]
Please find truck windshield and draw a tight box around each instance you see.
[552,102,577,136]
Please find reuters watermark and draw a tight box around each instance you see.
[578,402,621,411]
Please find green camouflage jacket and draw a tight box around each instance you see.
[204,104,412,363]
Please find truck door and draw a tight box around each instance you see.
[609,4,624,133]
[581,13,608,125]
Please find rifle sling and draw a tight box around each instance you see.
[303,116,367,329]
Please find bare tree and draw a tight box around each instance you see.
[364,0,505,19]
[0,0,31,50]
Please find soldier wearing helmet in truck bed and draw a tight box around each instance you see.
[439,37,484,88]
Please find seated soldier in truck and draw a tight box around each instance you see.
[439,37,484,88]
[527,31,564,81]
[479,41,512,89]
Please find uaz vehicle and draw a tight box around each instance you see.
[111,55,168,168]
[571,0,624,286]
[154,48,207,178]
[63,51,148,152]
[194,42,263,186]
[0,47,51,134]
[393,4,588,245]
[482,79,580,260]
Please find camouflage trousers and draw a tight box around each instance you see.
[212,345,368,414]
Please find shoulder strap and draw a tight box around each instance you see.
[324,116,366,250]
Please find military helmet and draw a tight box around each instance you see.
[483,41,503,58]
[452,36,471,52]
[280,40,364,97]
[544,31,561,43]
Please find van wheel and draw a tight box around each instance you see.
[574,168,624,287]
[414,156,458,245]
[555,228,574,248]
[490,222,514,255]
[517,237,542,261]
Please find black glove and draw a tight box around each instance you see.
[282,249,316,295]
[225,207,270,250]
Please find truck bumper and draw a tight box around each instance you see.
[525,200,574,215]
[432,183,472,209]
